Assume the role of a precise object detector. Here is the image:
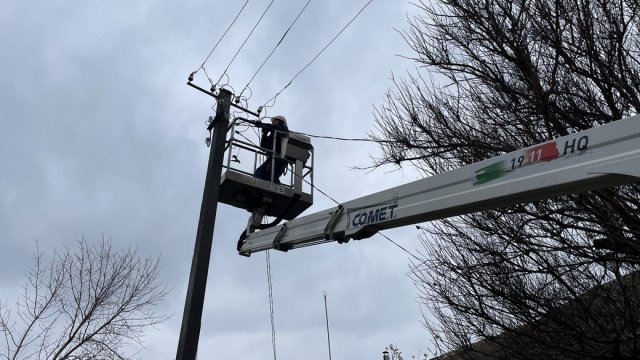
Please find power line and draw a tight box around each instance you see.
[249,125,429,144]
[295,131,422,144]
[239,0,313,98]
[378,231,422,262]
[201,67,219,87]
[238,116,421,145]
[215,0,278,87]
[193,0,252,81]
[262,0,376,108]
[304,176,341,206]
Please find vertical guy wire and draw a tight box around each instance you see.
[266,250,277,360]
[323,290,333,360]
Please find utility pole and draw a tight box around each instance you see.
[176,89,232,360]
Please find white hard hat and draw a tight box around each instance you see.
[271,115,287,124]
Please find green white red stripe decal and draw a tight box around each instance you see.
[474,136,589,186]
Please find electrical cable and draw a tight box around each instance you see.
[232,112,254,135]
[193,0,252,81]
[303,176,341,206]
[295,131,425,144]
[202,67,216,87]
[262,0,375,108]
[238,0,313,98]
[215,0,278,87]
[378,231,422,262]
[234,116,426,144]
[220,83,237,95]
[246,122,428,143]
[241,86,253,102]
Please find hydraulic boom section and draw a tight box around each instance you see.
[240,115,640,256]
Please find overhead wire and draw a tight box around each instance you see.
[201,67,216,87]
[193,0,252,83]
[238,0,313,98]
[238,119,427,144]
[240,86,253,102]
[378,232,423,262]
[262,0,376,109]
[215,0,278,88]
[211,71,230,89]
[294,131,425,144]
[243,122,430,144]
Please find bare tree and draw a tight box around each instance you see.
[386,344,404,360]
[0,238,168,360]
[371,0,640,358]
[384,343,429,360]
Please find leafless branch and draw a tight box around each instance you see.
[0,237,168,360]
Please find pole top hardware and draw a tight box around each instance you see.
[187,82,259,118]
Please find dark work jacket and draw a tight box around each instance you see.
[259,122,289,155]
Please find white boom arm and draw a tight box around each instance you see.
[240,116,640,255]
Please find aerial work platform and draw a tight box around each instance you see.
[218,119,314,221]
[219,170,312,220]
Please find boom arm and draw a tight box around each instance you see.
[240,116,640,255]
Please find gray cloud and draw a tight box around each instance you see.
[0,1,430,359]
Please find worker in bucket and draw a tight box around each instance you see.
[254,115,289,184]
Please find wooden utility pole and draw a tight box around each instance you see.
[176,89,232,360]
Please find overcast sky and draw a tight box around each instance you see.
[0,1,436,359]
